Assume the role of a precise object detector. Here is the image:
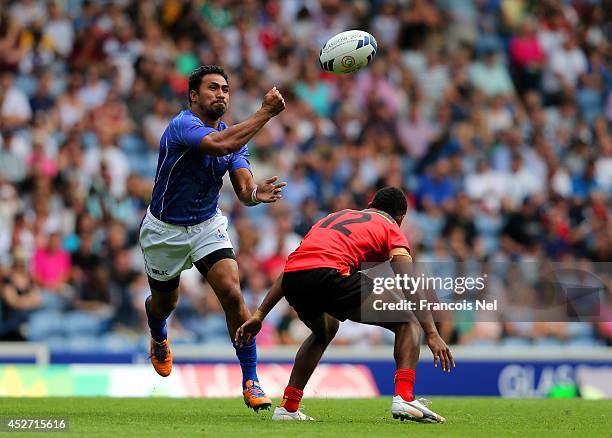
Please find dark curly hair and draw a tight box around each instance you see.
[369,187,408,218]
[188,65,228,105]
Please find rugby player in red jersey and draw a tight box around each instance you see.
[236,187,454,423]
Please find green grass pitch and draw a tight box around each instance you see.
[1,397,611,437]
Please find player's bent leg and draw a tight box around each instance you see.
[140,210,192,377]
[273,314,339,421]
[195,251,271,411]
[385,323,444,423]
[196,254,250,337]
[146,275,179,377]
[287,314,339,390]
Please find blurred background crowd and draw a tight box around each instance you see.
[0,0,611,352]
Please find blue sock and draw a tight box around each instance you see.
[234,338,259,388]
[145,296,167,343]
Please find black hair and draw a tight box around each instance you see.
[188,65,228,105]
[370,187,408,218]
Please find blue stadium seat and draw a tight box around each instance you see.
[118,134,146,155]
[475,215,502,254]
[184,314,229,344]
[101,333,139,352]
[66,335,100,352]
[26,310,65,341]
[46,335,68,351]
[64,311,111,336]
[532,337,563,347]
[501,337,531,346]
[131,150,159,179]
[39,291,70,311]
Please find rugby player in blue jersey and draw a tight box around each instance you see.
[139,65,286,411]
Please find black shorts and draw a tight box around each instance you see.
[281,268,373,322]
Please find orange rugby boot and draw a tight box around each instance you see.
[243,380,272,412]
[150,338,172,377]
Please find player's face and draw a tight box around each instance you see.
[194,74,229,119]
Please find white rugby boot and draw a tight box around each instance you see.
[271,406,314,421]
[391,396,445,423]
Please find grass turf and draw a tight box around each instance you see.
[0,397,610,437]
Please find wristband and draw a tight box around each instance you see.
[251,187,260,204]
[253,309,265,322]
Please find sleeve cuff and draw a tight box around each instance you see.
[389,247,412,261]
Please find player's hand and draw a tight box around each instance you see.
[426,332,455,373]
[260,86,285,117]
[255,176,287,203]
[235,315,263,346]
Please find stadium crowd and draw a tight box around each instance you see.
[0,0,611,351]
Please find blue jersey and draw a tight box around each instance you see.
[149,109,251,225]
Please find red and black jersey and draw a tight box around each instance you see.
[284,208,411,275]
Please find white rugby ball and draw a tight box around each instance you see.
[319,30,378,74]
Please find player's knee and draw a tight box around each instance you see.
[396,322,421,343]
[148,276,179,317]
[217,283,243,311]
[164,295,179,313]
[325,319,340,343]
[313,318,339,345]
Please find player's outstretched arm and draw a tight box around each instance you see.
[235,274,285,345]
[200,87,285,156]
[230,171,287,206]
[390,254,455,372]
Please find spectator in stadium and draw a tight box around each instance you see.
[501,196,545,257]
[282,162,317,210]
[397,104,438,160]
[29,70,56,116]
[397,0,441,50]
[0,130,27,184]
[31,232,71,294]
[294,62,333,118]
[257,203,302,281]
[43,1,74,58]
[0,252,41,340]
[508,18,546,94]
[469,49,514,98]
[542,34,588,104]
[0,71,32,128]
[417,159,456,209]
[57,73,86,132]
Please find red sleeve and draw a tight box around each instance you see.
[387,223,411,255]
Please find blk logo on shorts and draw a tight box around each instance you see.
[151,268,169,276]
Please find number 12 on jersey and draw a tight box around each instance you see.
[318,210,372,236]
